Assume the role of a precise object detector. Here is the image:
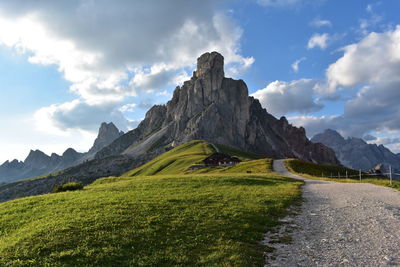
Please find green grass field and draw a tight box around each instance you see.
[125,140,269,177]
[0,141,303,266]
[286,159,400,190]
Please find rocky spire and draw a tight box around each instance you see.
[195,51,224,78]
[96,51,339,165]
[88,122,124,154]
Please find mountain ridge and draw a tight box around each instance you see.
[0,122,123,183]
[312,129,400,172]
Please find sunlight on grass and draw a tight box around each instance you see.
[0,173,302,266]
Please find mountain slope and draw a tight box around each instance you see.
[312,129,400,171]
[0,122,123,183]
[0,147,302,266]
[96,52,338,165]
[125,140,267,176]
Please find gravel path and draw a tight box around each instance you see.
[264,159,400,267]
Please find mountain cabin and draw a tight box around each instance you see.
[203,153,241,167]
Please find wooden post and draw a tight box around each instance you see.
[338,172,340,179]
[390,165,393,185]
[359,170,362,181]
[346,171,348,179]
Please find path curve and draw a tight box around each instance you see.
[265,159,400,266]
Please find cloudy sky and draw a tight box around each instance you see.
[1,0,400,163]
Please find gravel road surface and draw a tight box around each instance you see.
[264,159,400,266]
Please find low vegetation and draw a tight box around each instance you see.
[53,182,84,193]
[286,159,400,190]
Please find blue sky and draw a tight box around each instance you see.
[0,0,400,163]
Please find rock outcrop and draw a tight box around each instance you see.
[97,52,339,165]
[88,122,124,155]
[312,129,400,171]
[0,122,123,183]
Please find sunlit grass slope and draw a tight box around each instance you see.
[125,140,266,177]
[286,159,400,190]
[192,159,272,174]
[0,173,302,266]
[125,140,215,176]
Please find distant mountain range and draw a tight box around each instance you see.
[0,51,339,202]
[0,122,123,183]
[312,129,400,172]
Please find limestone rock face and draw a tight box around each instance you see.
[88,122,124,155]
[312,129,400,171]
[97,52,339,165]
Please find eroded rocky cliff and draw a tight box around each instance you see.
[97,52,339,164]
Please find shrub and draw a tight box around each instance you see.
[53,182,84,193]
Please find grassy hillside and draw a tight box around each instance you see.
[125,140,215,176]
[0,141,304,266]
[286,159,400,190]
[125,140,267,177]
[192,159,272,174]
[0,174,302,266]
[286,159,360,178]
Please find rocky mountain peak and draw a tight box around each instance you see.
[96,51,339,165]
[88,122,124,154]
[24,150,51,168]
[312,129,345,146]
[312,129,400,171]
[195,51,224,78]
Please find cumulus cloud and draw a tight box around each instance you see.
[327,26,400,89]
[292,26,400,148]
[291,57,306,73]
[252,79,323,117]
[310,18,332,28]
[307,33,329,49]
[0,1,253,132]
[34,100,137,133]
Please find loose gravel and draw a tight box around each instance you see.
[264,159,400,267]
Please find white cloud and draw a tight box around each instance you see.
[252,79,323,117]
[119,104,137,113]
[310,18,332,28]
[0,1,253,133]
[34,100,137,133]
[327,26,400,90]
[307,33,329,49]
[291,57,306,73]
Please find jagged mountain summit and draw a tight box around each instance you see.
[88,122,124,155]
[96,52,338,165]
[312,129,400,171]
[0,122,123,183]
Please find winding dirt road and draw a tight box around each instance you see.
[265,159,400,266]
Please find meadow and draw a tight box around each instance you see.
[0,141,302,266]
